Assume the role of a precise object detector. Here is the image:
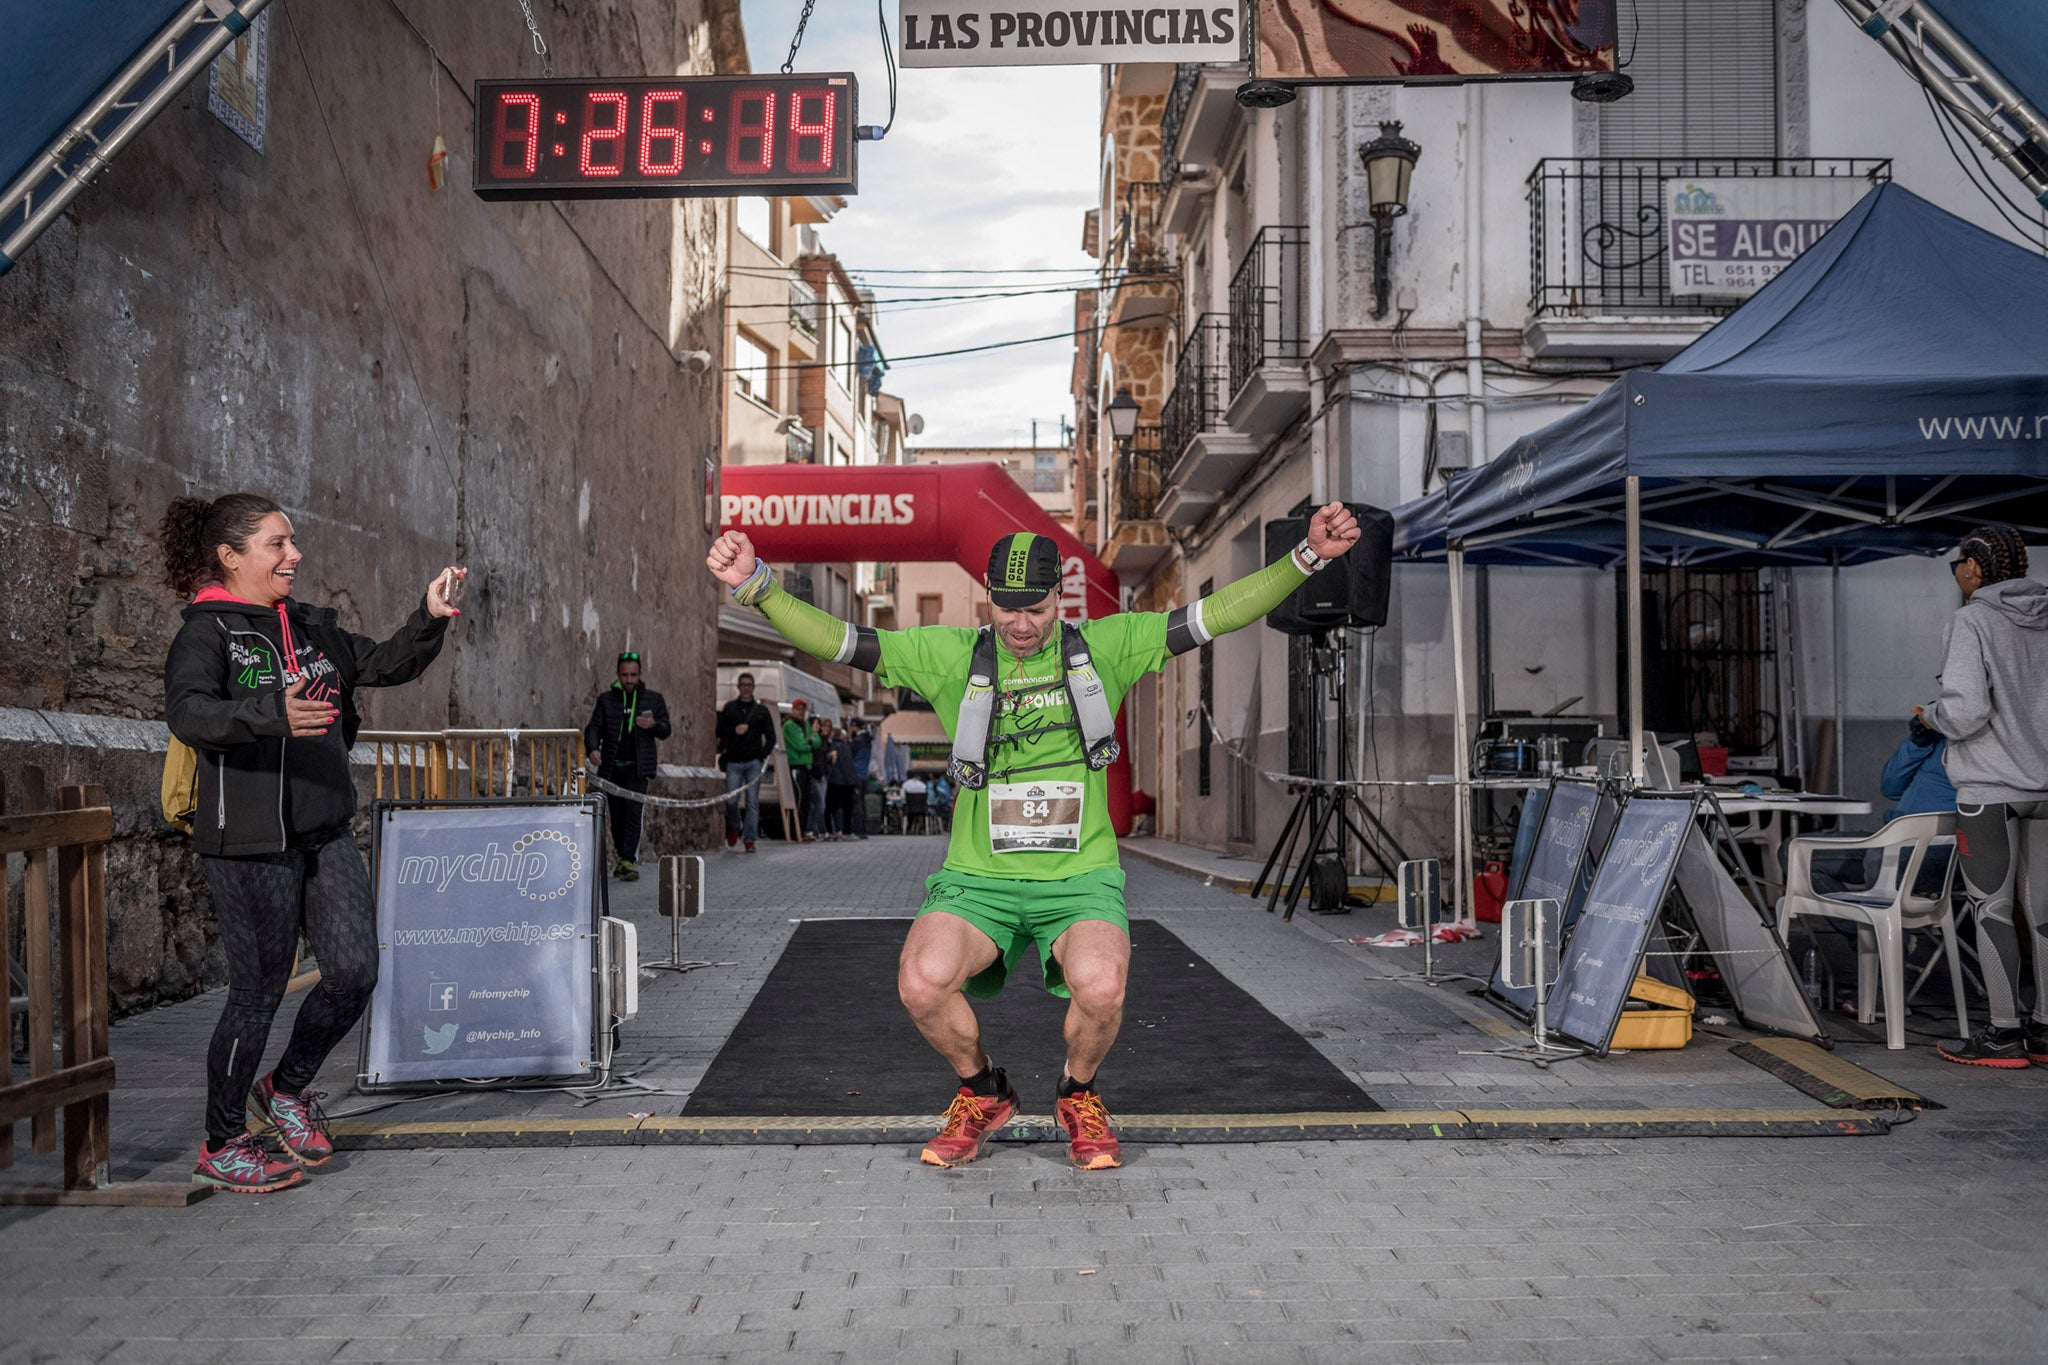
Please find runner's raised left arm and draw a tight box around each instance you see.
[1162,502,1362,655]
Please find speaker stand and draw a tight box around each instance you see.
[1252,629,1407,921]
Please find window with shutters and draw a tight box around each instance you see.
[1598,0,1780,157]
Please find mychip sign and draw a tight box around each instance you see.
[1664,177,1871,299]
[363,802,602,1088]
[898,1,1243,66]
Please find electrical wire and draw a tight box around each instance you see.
[876,0,898,137]
[732,265,1107,276]
[1921,87,2048,251]
[724,281,1097,308]
[729,316,1140,372]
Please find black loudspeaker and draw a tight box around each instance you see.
[1263,503,1394,635]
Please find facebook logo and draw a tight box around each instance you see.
[428,982,459,1011]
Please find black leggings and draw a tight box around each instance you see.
[1956,800,2048,1030]
[198,834,378,1141]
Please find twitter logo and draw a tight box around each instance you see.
[423,1023,457,1054]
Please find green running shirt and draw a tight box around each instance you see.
[877,614,1170,881]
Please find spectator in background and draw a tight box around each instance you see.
[781,699,818,840]
[826,724,864,840]
[584,652,670,881]
[716,672,774,853]
[1805,714,1958,897]
[930,772,955,832]
[851,716,876,789]
[1919,525,2048,1069]
[810,714,833,843]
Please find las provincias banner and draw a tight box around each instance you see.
[898,1,1243,67]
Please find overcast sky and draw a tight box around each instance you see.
[739,1,1100,449]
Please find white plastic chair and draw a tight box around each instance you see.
[1776,812,1965,1050]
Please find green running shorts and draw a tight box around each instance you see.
[917,865,1129,999]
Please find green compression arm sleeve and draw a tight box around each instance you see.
[1163,552,1311,656]
[734,565,884,672]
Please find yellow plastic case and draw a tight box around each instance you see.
[1610,975,1696,1049]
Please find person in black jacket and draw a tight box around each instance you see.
[583,653,671,880]
[715,672,775,852]
[161,492,460,1194]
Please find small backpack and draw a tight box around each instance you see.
[161,734,199,834]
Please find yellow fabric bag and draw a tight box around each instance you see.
[161,735,199,834]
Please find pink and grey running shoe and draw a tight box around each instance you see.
[193,1132,304,1194]
[247,1073,336,1166]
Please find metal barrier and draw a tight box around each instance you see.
[1,769,197,1206]
[356,728,588,801]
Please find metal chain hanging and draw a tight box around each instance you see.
[781,0,818,73]
[517,0,553,76]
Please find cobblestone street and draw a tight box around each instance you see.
[5,836,2046,1362]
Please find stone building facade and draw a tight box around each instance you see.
[0,0,743,1010]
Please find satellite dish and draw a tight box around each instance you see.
[907,413,925,436]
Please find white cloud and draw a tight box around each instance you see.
[742,1,1100,447]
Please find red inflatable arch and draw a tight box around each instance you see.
[719,462,1134,833]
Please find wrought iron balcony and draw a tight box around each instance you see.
[1117,426,1165,524]
[1160,64,1201,186]
[1526,157,1892,319]
[1108,180,1169,279]
[1228,226,1308,397]
[1163,314,1229,468]
[788,273,820,337]
[784,425,814,463]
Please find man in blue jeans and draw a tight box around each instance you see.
[716,672,775,852]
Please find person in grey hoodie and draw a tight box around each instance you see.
[1917,525,2048,1068]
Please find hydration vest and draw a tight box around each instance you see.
[948,622,1120,790]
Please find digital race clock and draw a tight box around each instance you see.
[472,74,858,202]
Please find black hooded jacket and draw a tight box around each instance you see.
[583,682,672,778]
[164,593,450,856]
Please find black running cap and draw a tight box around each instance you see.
[986,532,1060,608]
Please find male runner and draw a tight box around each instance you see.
[706,503,1362,1168]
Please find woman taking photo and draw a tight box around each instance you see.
[1918,524,2048,1068]
[162,493,464,1192]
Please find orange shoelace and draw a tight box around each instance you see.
[937,1090,999,1135]
[1062,1092,1113,1138]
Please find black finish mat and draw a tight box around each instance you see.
[682,918,1381,1116]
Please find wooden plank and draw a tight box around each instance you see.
[0,1181,211,1208]
[0,1058,116,1126]
[0,807,114,857]
[58,785,109,1191]
[0,771,11,1172]
[80,784,110,1183]
[21,769,54,1156]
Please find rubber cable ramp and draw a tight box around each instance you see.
[1730,1038,1940,1110]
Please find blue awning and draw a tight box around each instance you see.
[0,2,190,199]
[1393,183,2048,568]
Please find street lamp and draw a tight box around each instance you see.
[1107,387,1139,443]
[1359,121,1421,320]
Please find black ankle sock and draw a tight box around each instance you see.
[1058,1072,1097,1099]
[960,1062,1002,1096]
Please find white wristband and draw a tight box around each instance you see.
[1292,540,1328,574]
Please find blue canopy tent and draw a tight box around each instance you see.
[1393,181,2048,929]
[0,1,271,275]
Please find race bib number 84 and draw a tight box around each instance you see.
[988,780,1084,854]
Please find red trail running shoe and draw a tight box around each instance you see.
[919,1070,1018,1167]
[193,1132,305,1194]
[248,1073,336,1166]
[1055,1088,1124,1170]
